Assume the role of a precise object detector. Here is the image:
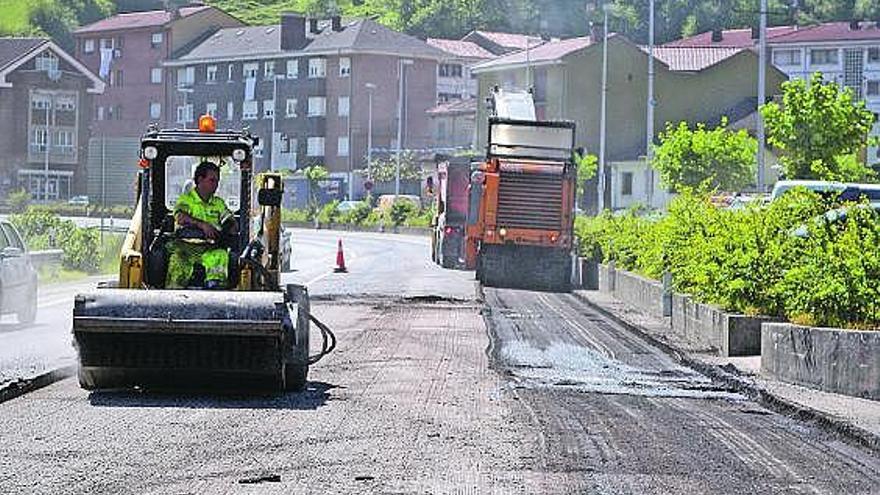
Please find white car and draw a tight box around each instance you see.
[68,195,90,206]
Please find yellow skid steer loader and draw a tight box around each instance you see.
[73,116,333,392]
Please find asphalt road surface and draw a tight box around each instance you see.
[0,230,877,494]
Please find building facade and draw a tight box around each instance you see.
[427,38,494,102]
[472,35,787,210]
[669,22,880,167]
[164,15,443,199]
[0,38,104,200]
[73,5,244,138]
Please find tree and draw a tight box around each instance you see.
[303,165,329,209]
[573,149,597,196]
[652,119,757,192]
[761,72,876,181]
[362,151,421,183]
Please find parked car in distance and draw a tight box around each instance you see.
[0,221,38,324]
[771,180,849,201]
[335,200,364,213]
[68,195,90,206]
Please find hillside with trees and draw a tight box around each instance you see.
[3,0,879,52]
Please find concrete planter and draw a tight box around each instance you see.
[597,263,669,320]
[597,264,769,357]
[671,294,773,356]
[762,323,880,400]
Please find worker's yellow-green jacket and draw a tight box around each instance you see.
[166,188,232,288]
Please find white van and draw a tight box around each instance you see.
[770,180,847,201]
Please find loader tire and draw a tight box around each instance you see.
[284,364,308,392]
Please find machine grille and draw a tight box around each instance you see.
[497,173,563,230]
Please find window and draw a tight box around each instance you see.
[242,100,258,120]
[286,59,298,79]
[772,49,801,66]
[286,98,298,117]
[279,135,296,154]
[869,47,880,64]
[810,49,838,66]
[55,96,75,112]
[263,99,274,118]
[337,136,349,156]
[868,81,880,97]
[206,65,218,83]
[99,38,113,50]
[35,51,59,72]
[83,39,95,54]
[32,95,50,110]
[308,97,326,116]
[177,67,194,87]
[621,172,633,196]
[150,102,161,119]
[264,61,275,79]
[308,58,326,78]
[338,96,349,117]
[227,64,235,81]
[339,57,351,77]
[32,128,47,151]
[110,70,123,87]
[55,130,74,154]
[206,102,217,118]
[96,105,104,121]
[176,104,193,123]
[439,64,462,77]
[307,137,325,156]
[243,63,258,80]
[227,102,234,120]
[151,32,163,46]
[151,67,162,84]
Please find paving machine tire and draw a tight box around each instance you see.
[73,286,311,392]
[479,244,571,292]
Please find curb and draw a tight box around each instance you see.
[571,292,880,454]
[0,366,75,405]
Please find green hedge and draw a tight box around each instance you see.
[575,191,880,329]
[10,208,101,273]
[281,201,434,228]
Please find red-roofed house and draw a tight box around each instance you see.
[670,21,880,166]
[462,30,545,55]
[427,38,494,102]
[73,4,243,138]
[472,34,786,211]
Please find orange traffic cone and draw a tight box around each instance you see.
[334,239,347,273]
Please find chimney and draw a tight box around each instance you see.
[850,20,861,31]
[309,18,319,34]
[331,15,342,31]
[589,21,604,43]
[711,28,723,43]
[281,13,306,50]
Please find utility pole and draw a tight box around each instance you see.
[646,0,655,208]
[598,3,609,212]
[757,0,768,192]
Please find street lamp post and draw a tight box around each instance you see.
[598,3,610,211]
[271,73,284,171]
[395,59,413,196]
[365,83,376,182]
[646,0,655,208]
[757,0,768,192]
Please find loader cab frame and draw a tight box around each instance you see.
[137,128,258,289]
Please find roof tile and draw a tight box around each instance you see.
[75,6,211,34]
[427,38,495,59]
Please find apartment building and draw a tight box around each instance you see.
[427,38,494,102]
[73,4,244,137]
[0,38,104,200]
[164,14,444,197]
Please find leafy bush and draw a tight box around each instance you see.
[389,199,418,226]
[10,208,100,272]
[339,201,373,225]
[574,190,880,328]
[316,200,341,224]
[282,208,312,223]
[7,189,30,213]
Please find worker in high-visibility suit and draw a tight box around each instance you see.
[166,161,234,289]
